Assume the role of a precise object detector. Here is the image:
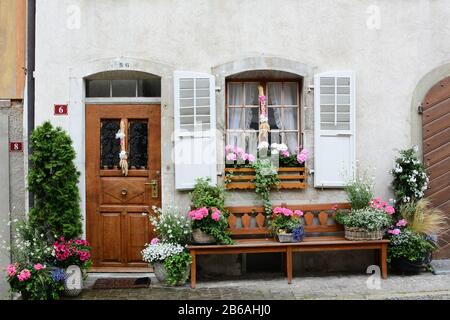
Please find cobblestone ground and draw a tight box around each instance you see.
[72,272,450,300]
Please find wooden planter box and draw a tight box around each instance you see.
[225,167,307,190]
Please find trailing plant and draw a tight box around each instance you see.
[399,198,446,235]
[163,251,192,286]
[149,206,192,246]
[28,121,82,239]
[344,168,375,210]
[141,240,185,263]
[391,146,428,208]
[252,159,280,217]
[387,228,436,264]
[336,207,393,232]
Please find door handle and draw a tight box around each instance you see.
[145,180,159,199]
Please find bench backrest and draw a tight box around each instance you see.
[226,203,351,237]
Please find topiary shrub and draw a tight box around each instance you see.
[28,121,82,239]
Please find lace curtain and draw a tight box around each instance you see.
[228,82,298,154]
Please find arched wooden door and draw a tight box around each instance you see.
[422,77,450,259]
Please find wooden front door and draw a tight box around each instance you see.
[422,77,450,259]
[86,104,161,268]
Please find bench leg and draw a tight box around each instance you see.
[380,244,388,279]
[286,247,293,284]
[190,250,197,289]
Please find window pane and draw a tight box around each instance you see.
[284,82,298,105]
[138,79,161,97]
[86,80,110,97]
[321,77,335,86]
[100,120,120,169]
[269,131,282,146]
[337,95,350,104]
[337,77,350,86]
[228,83,243,106]
[268,107,282,130]
[246,107,259,130]
[245,83,259,105]
[320,86,335,94]
[284,133,298,153]
[283,107,298,130]
[320,95,335,105]
[128,121,148,169]
[268,83,282,105]
[112,80,136,97]
[321,123,350,130]
[228,107,245,129]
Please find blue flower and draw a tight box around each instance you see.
[51,268,66,282]
[292,226,305,242]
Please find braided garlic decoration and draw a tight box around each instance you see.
[258,85,270,144]
[118,120,129,176]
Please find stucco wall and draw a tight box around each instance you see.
[0,100,26,299]
[34,0,450,224]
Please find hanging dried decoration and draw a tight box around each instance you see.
[116,120,129,176]
[258,85,270,145]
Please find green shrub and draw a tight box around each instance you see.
[28,121,82,239]
[189,178,225,213]
[391,147,428,208]
[164,252,192,286]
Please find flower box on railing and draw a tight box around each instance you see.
[225,166,307,190]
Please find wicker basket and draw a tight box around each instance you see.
[192,229,216,244]
[344,227,385,241]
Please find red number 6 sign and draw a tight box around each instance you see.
[54,104,68,115]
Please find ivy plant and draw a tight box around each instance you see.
[28,121,82,240]
[164,252,192,286]
[251,159,280,217]
[387,229,436,264]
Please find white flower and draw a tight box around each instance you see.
[115,130,125,140]
[271,149,279,155]
[258,141,269,150]
[119,151,128,160]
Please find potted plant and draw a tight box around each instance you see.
[142,240,191,286]
[4,221,64,300]
[189,178,233,245]
[52,237,92,296]
[149,205,192,246]
[336,198,394,240]
[271,207,305,243]
[388,198,446,273]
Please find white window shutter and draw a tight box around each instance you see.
[174,71,217,190]
[314,71,356,188]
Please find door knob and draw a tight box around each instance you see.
[121,189,128,196]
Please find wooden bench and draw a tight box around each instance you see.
[188,203,389,289]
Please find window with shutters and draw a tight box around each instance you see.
[226,80,301,155]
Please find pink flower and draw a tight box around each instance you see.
[33,264,45,271]
[297,149,308,164]
[194,212,205,221]
[198,207,209,218]
[235,147,245,156]
[211,211,221,222]
[385,206,395,215]
[280,150,290,158]
[274,207,293,217]
[241,153,249,161]
[7,264,17,277]
[396,219,408,227]
[17,269,31,282]
[225,145,234,153]
[388,229,401,235]
[247,154,256,163]
[331,204,339,211]
[293,210,304,217]
[188,210,197,219]
[226,153,237,161]
[259,96,267,103]
[150,238,159,245]
[79,251,91,262]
